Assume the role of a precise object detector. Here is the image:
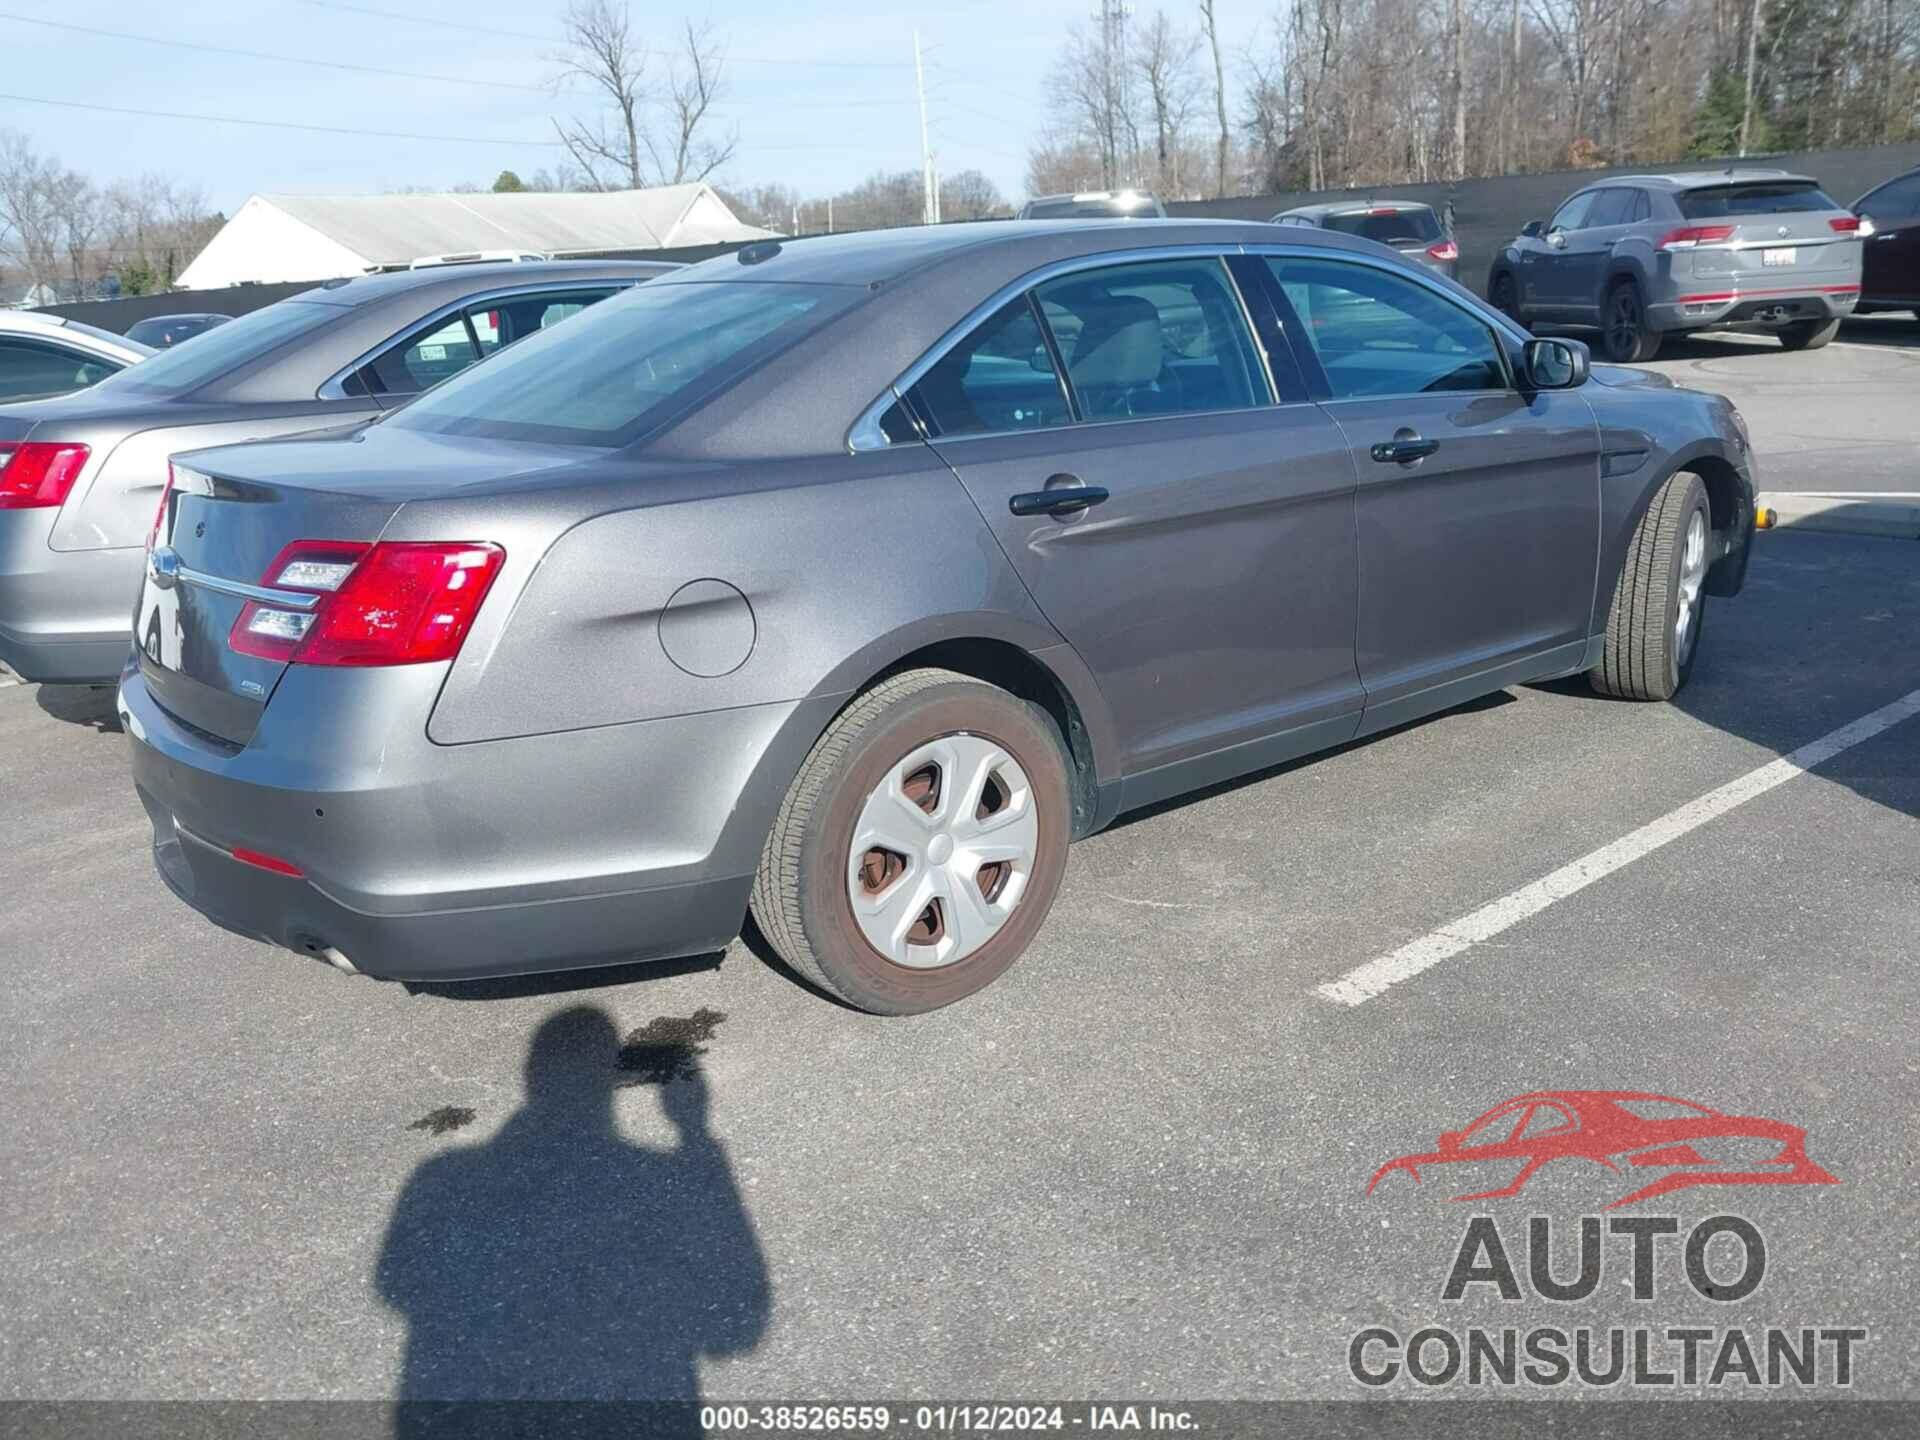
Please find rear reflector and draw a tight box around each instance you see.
[1658,225,1736,250]
[231,846,304,878]
[229,539,505,667]
[1426,239,1459,262]
[0,441,90,510]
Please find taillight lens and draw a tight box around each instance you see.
[1426,239,1459,262]
[1829,216,1861,233]
[149,464,177,550]
[1658,225,1736,250]
[0,441,90,510]
[229,539,504,667]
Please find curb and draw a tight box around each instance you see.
[1758,492,1920,539]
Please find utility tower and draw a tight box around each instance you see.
[1093,0,1135,187]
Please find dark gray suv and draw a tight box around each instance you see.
[122,221,1756,1014]
[1488,170,1865,361]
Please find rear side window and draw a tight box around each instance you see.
[368,314,479,395]
[1269,257,1507,399]
[1679,182,1841,218]
[907,299,1071,438]
[391,280,845,446]
[1321,208,1443,244]
[1034,257,1269,418]
[103,300,338,396]
[1584,189,1636,228]
[0,338,119,400]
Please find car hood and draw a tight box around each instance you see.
[1589,363,1676,390]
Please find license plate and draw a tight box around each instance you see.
[1762,246,1797,267]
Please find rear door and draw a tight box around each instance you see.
[903,253,1364,785]
[1856,173,1920,306]
[1259,251,1599,729]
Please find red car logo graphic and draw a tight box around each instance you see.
[1367,1091,1838,1209]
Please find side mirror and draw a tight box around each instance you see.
[1520,220,1544,238]
[1546,229,1568,250]
[1524,336,1590,389]
[1438,1131,1463,1154]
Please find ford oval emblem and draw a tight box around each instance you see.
[148,545,182,590]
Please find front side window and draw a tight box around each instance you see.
[392,280,846,447]
[1033,257,1269,419]
[906,298,1070,438]
[1549,192,1595,233]
[1268,257,1508,399]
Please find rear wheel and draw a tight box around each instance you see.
[1600,279,1663,363]
[751,668,1072,1015]
[1778,317,1840,351]
[1590,472,1711,701]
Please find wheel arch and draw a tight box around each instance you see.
[1597,441,1754,624]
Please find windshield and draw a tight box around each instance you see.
[1322,208,1443,244]
[102,300,339,395]
[1679,182,1841,218]
[390,280,849,447]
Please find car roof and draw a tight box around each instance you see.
[290,258,681,309]
[1596,168,1817,191]
[1277,200,1437,219]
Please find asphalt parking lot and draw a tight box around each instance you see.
[2,377,1916,1412]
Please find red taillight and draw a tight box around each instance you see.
[231,846,304,878]
[1658,225,1736,250]
[1426,239,1459,262]
[0,441,90,510]
[1829,216,1861,233]
[1369,207,1399,216]
[149,464,177,550]
[229,539,504,667]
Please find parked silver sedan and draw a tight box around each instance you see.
[0,260,670,682]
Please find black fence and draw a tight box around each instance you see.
[29,241,741,335]
[1170,140,1920,296]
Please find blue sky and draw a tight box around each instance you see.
[3,0,1272,214]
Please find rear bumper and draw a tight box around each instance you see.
[121,665,838,982]
[0,514,141,683]
[1649,284,1860,332]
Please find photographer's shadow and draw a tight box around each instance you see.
[376,1006,769,1428]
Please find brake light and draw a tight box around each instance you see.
[1369,207,1399,216]
[0,442,90,510]
[229,539,504,667]
[1658,225,1736,250]
[1426,239,1459,262]
[1828,216,1861,233]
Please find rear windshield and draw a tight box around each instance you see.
[1322,208,1443,244]
[102,300,339,395]
[389,280,850,447]
[1678,182,1840,218]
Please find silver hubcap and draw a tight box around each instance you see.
[1675,509,1707,664]
[847,734,1039,969]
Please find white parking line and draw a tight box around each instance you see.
[1316,687,1920,1007]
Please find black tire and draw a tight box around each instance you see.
[1778,318,1840,351]
[1590,472,1712,701]
[1489,271,1524,327]
[750,667,1072,1015]
[1600,279,1663,363]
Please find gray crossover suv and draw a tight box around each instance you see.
[1487,170,1865,361]
[0,260,670,682]
[1271,201,1459,280]
[122,221,1756,1014]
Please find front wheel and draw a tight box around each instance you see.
[1590,472,1712,701]
[1600,280,1663,363]
[750,668,1072,1015]
[1778,318,1840,351]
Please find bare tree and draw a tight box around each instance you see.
[1198,0,1230,197]
[1044,23,1137,187]
[939,169,1009,219]
[0,130,63,291]
[552,2,736,190]
[1136,12,1203,194]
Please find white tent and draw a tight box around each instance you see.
[176,185,777,290]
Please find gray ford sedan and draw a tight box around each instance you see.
[122,220,1757,1014]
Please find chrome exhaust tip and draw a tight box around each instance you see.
[317,946,360,975]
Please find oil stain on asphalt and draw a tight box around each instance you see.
[617,1007,727,1086]
[407,1105,477,1136]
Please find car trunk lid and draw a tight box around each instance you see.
[1676,182,1861,286]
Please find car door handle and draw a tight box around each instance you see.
[1009,486,1109,517]
[1370,437,1440,464]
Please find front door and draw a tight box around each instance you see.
[900,256,1364,783]
[1260,253,1601,730]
